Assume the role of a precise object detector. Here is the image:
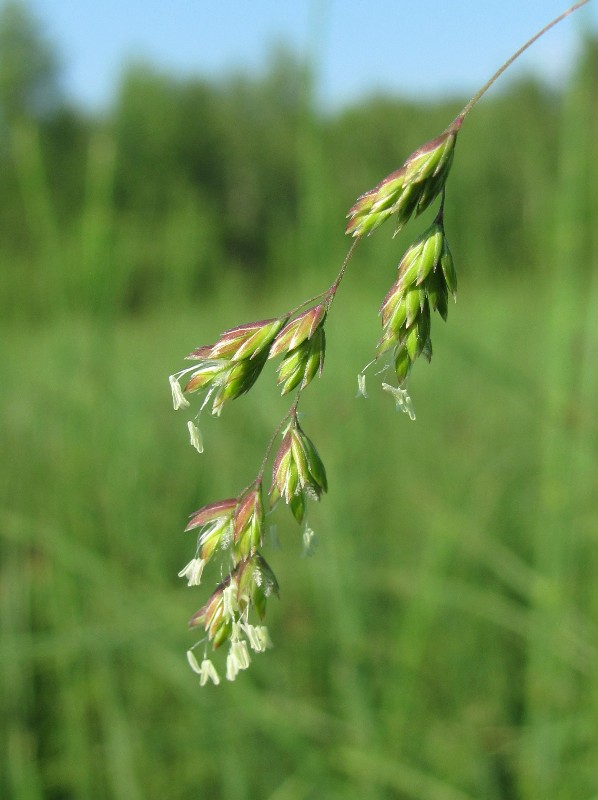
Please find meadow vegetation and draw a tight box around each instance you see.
[1,3,598,798]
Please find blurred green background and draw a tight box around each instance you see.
[2,2,598,798]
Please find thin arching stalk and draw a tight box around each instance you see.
[457,0,591,123]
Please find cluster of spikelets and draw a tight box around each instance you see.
[169,116,461,685]
[170,304,327,418]
[377,214,457,386]
[166,1,591,685]
[169,306,330,683]
[345,121,460,237]
[350,119,461,399]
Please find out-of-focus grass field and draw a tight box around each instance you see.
[2,7,598,798]
[4,270,598,799]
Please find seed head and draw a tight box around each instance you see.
[209,349,270,416]
[236,553,279,621]
[268,305,327,358]
[232,482,265,562]
[186,498,237,531]
[270,419,327,524]
[376,221,457,386]
[186,498,236,564]
[345,123,460,238]
[175,317,288,417]
[276,326,326,395]
[187,318,286,362]
[189,575,236,648]
[183,361,229,394]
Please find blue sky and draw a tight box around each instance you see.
[28,0,598,110]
